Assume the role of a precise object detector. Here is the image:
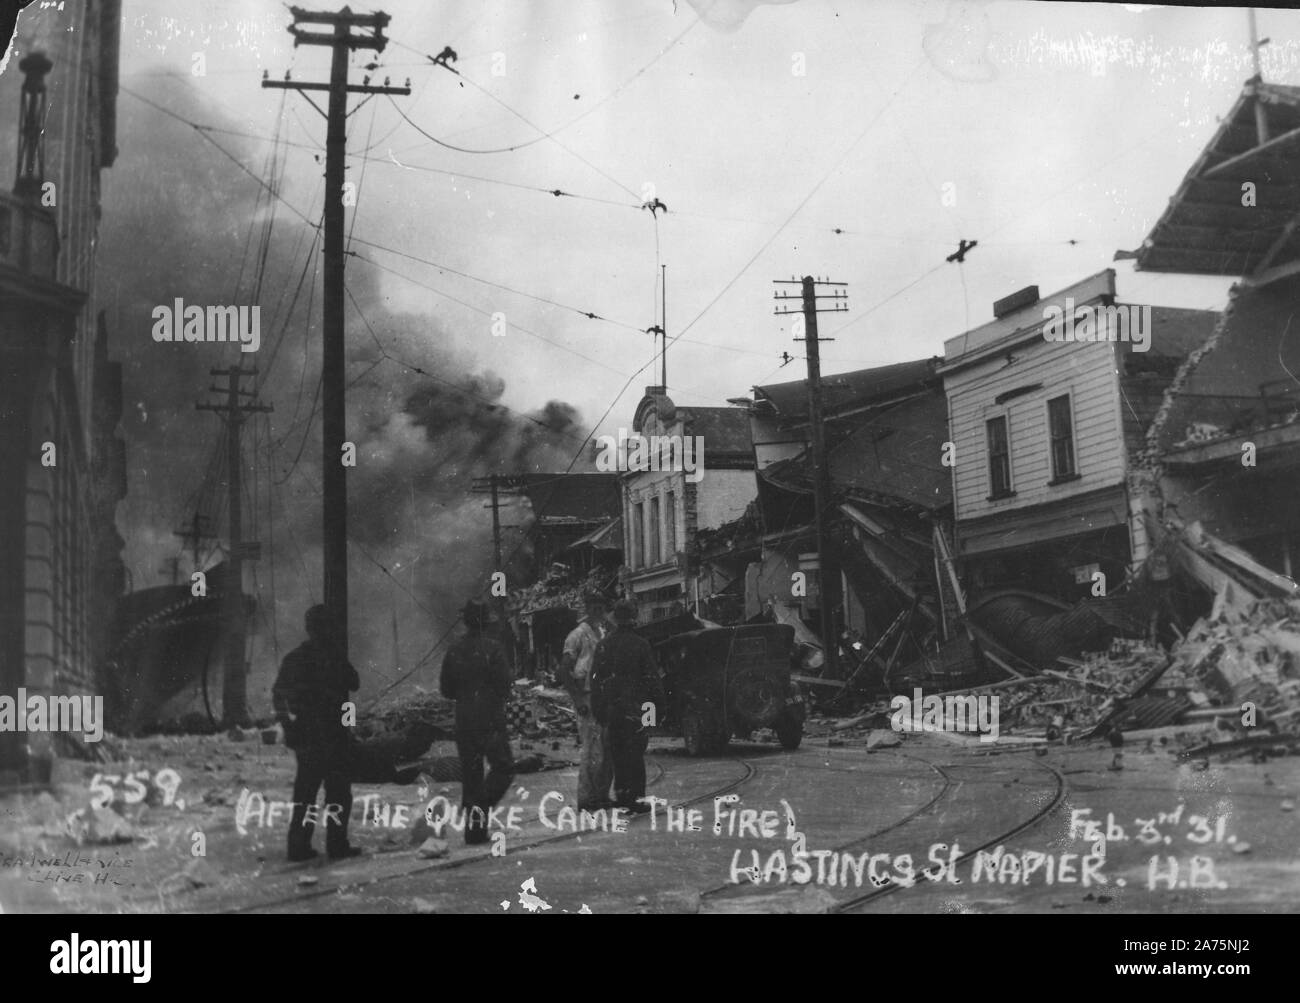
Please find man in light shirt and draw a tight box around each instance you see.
[558,592,613,811]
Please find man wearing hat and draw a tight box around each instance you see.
[558,592,612,810]
[590,599,665,813]
[273,604,362,862]
[440,599,515,845]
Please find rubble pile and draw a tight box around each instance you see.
[1173,421,1230,448]
[514,683,579,740]
[1002,639,1169,733]
[511,563,618,617]
[1004,597,1300,737]
[1174,596,1300,725]
[354,690,455,764]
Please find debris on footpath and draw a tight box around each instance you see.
[70,807,135,846]
[804,593,1300,758]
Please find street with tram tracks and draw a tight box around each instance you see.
[203,731,1297,914]
[2,726,1293,915]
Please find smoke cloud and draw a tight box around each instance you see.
[100,77,590,716]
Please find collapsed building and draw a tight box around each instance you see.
[1129,79,1300,611]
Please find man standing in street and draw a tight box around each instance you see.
[557,592,612,811]
[273,604,362,862]
[441,599,515,845]
[590,599,665,814]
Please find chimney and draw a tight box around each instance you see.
[993,285,1039,319]
[15,51,53,200]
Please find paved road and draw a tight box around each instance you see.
[221,734,1298,914]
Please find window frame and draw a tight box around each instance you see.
[665,490,676,558]
[632,500,644,569]
[649,495,661,567]
[985,413,1015,500]
[1046,392,1080,484]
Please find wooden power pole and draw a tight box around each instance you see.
[264,7,409,658]
[470,474,525,574]
[197,366,272,725]
[773,276,848,676]
[172,511,215,569]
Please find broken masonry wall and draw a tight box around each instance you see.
[695,468,759,532]
[1137,277,1300,574]
[1157,275,1300,442]
[1129,286,1239,566]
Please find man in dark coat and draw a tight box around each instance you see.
[590,599,665,813]
[440,599,515,845]
[272,604,361,862]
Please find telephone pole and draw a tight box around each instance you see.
[774,276,848,676]
[264,7,410,657]
[471,474,523,572]
[197,366,272,726]
[172,511,215,569]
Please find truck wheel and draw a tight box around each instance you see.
[775,712,803,751]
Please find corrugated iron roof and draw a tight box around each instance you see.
[1134,82,1300,277]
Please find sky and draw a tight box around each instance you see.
[112,0,1293,418]
[36,0,1300,704]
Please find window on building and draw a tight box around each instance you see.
[1047,394,1077,481]
[665,491,676,558]
[632,501,644,569]
[649,496,661,566]
[986,416,1012,498]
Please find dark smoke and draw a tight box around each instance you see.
[100,75,590,715]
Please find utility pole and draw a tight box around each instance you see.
[471,474,524,573]
[1248,9,1271,144]
[172,511,215,569]
[660,264,667,388]
[490,474,503,570]
[197,366,272,726]
[471,474,523,673]
[264,7,410,658]
[645,265,669,389]
[774,276,848,676]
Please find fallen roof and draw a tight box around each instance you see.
[761,390,952,513]
[753,358,940,426]
[1134,81,1300,279]
[518,473,620,522]
[565,516,622,551]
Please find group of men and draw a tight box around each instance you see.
[270,592,662,861]
[558,593,665,813]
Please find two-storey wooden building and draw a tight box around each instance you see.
[939,270,1218,603]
